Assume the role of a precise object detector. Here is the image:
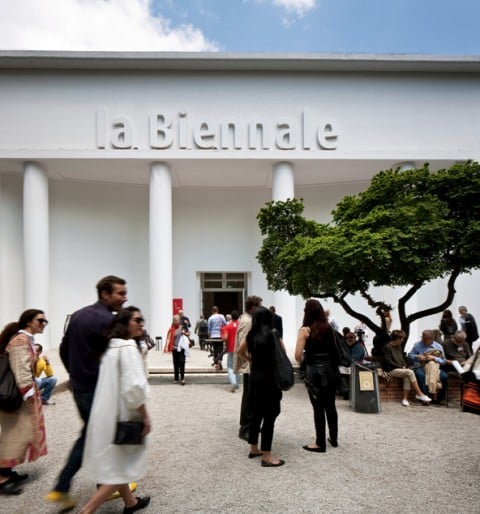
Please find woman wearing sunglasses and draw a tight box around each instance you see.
[80,306,151,514]
[0,309,49,495]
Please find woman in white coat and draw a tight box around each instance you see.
[80,307,151,514]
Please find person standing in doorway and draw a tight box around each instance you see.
[233,295,262,441]
[46,275,130,511]
[207,306,227,370]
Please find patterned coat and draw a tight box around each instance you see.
[0,332,47,467]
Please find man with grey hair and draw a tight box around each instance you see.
[408,330,448,402]
[443,330,472,367]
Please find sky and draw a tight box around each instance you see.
[0,0,480,55]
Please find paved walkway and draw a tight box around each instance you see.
[4,347,479,513]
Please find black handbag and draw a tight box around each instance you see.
[113,420,144,445]
[0,353,23,412]
[272,329,294,391]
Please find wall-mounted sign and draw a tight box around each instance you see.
[96,110,338,151]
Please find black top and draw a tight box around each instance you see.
[304,327,339,366]
[60,301,114,393]
[247,329,275,376]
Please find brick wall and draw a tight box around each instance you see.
[378,372,462,406]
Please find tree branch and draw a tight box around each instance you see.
[398,281,423,342]
[407,269,460,323]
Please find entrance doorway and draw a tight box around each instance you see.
[202,291,243,317]
[199,272,247,317]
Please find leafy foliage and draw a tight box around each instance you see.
[257,162,480,340]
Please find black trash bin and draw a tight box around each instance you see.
[350,362,381,413]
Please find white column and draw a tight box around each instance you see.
[149,162,173,345]
[272,162,296,356]
[23,162,49,313]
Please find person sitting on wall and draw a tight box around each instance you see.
[345,331,366,363]
[443,330,472,371]
[382,330,431,406]
[34,343,58,406]
[407,330,448,403]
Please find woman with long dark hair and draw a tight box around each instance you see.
[0,309,48,495]
[238,306,284,467]
[295,299,340,453]
[439,309,457,344]
[80,307,151,514]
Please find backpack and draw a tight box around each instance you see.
[199,320,208,337]
[0,353,23,412]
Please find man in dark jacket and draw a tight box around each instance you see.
[46,275,127,510]
[458,306,479,353]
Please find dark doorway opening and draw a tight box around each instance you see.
[202,291,243,317]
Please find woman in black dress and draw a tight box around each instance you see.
[238,306,284,467]
[295,299,340,453]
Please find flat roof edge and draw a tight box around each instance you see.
[0,50,480,73]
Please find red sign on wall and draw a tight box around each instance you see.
[173,298,183,315]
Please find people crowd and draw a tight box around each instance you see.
[1,278,478,509]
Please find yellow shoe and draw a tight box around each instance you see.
[107,482,137,501]
[45,490,77,511]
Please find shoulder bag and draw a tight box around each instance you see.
[272,329,294,391]
[0,353,23,412]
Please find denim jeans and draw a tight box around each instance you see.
[36,376,57,402]
[54,390,94,492]
[226,352,240,387]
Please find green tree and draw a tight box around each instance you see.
[257,161,480,343]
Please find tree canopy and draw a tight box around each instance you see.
[257,161,480,341]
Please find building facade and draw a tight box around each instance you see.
[1,51,479,352]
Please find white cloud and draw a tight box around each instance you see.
[0,0,219,52]
[273,0,317,17]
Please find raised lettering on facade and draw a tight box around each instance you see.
[96,110,338,151]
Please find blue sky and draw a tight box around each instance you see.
[1,0,479,54]
[153,0,480,54]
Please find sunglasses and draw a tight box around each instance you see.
[37,318,49,325]
[133,317,145,324]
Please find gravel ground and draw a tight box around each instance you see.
[2,375,480,514]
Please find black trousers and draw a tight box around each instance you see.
[248,373,282,452]
[172,349,185,381]
[212,339,224,365]
[239,373,252,434]
[308,385,338,448]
